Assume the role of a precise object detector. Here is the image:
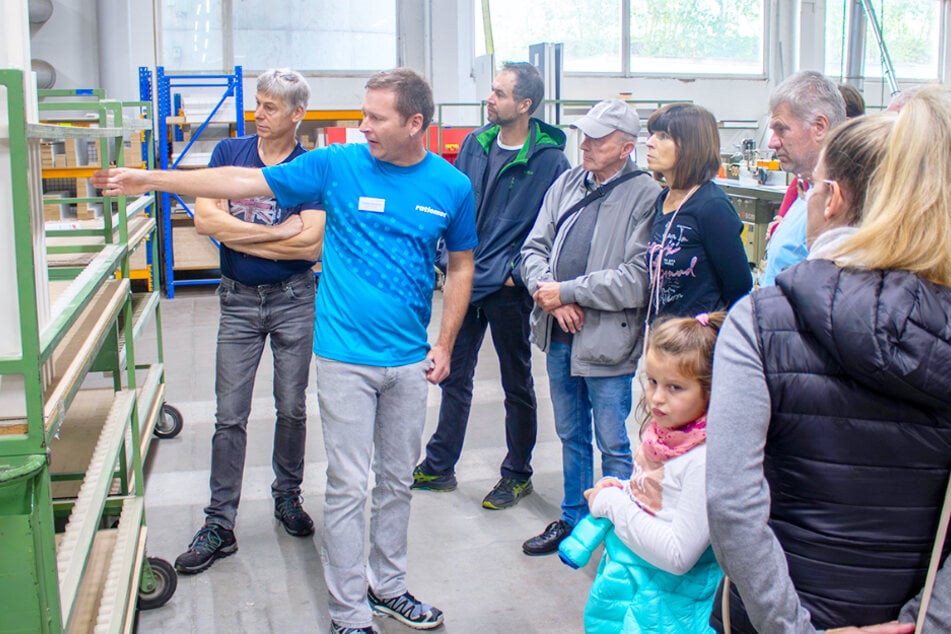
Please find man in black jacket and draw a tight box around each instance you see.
[413,62,570,509]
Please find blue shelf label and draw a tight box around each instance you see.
[77,89,94,95]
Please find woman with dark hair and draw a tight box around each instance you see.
[644,103,752,321]
[706,87,951,633]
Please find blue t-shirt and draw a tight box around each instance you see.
[759,195,808,287]
[263,143,477,366]
[208,135,321,286]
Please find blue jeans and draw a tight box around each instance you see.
[420,285,537,480]
[546,340,634,526]
[204,271,316,530]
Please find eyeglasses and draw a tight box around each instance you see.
[804,179,836,202]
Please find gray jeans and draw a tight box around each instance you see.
[316,356,430,628]
[204,271,316,530]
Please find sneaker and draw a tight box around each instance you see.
[368,588,444,630]
[174,523,238,574]
[274,493,315,537]
[482,477,533,510]
[410,465,458,492]
[329,622,379,634]
[522,519,572,556]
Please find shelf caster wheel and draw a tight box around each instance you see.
[138,557,177,610]
[154,403,183,439]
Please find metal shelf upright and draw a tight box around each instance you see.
[0,69,177,632]
[144,66,244,297]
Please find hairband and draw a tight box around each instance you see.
[695,313,710,327]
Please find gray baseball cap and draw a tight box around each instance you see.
[571,99,640,139]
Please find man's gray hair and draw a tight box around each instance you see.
[257,68,310,112]
[769,70,846,129]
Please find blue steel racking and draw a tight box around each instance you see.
[143,66,243,298]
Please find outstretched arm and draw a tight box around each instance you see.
[91,166,272,199]
[427,249,474,385]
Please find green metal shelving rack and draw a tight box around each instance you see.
[0,69,177,633]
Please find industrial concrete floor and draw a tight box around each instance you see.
[136,285,608,633]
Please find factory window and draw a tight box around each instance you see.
[479,0,623,73]
[825,0,942,81]
[160,0,396,72]
[162,0,225,71]
[477,0,765,76]
[628,0,764,75]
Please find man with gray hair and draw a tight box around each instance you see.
[519,99,661,555]
[760,70,846,286]
[174,68,325,574]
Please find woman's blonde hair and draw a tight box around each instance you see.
[637,312,726,434]
[833,85,951,286]
[820,112,895,225]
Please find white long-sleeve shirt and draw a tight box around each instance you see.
[589,446,710,576]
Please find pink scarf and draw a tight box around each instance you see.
[640,416,707,463]
[628,416,707,516]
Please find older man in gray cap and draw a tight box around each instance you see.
[519,99,661,555]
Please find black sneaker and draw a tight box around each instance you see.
[368,588,444,630]
[329,622,379,634]
[522,519,572,556]
[482,477,533,510]
[274,493,315,537]
[410,465,458,492]
[174,523,238,574]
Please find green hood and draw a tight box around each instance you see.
[474,118,567,170]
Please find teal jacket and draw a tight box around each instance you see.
[559,515,722,634]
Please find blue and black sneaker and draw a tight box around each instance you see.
[368,588,444,630]
[274,493,315,537]
[174,523,238,574]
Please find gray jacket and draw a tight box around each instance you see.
[520,159,661,377]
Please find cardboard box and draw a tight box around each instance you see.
[43,190,68,222]
[123,142,143,167]
[41,142,56,168]
[63,138,77,167]
[74,178,96,219]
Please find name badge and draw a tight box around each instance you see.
[358,196,385,213]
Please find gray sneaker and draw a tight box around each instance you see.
[368,588,444,630]
[330,622,379,634]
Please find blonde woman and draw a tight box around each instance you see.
[706,87,951,632]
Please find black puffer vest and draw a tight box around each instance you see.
[712,259,951,632]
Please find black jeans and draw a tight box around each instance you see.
[420,285,537,480]
[204,271,316,530]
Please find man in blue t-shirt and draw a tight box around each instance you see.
[170,69,325,576]
[92,68,477,634]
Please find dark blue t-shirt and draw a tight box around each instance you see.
[208,135,321,286]
[645,180,752,318]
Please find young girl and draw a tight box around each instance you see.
[559,313,725,634]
